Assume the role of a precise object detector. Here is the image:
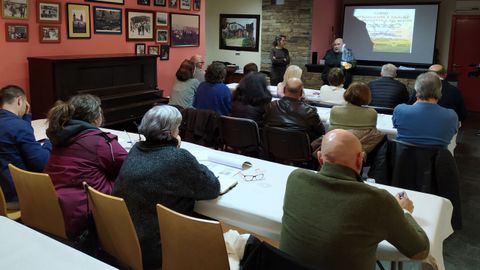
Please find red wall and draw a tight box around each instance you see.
[0,0,205,99]
[311,0,341,59]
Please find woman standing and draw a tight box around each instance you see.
[270,35,290,86]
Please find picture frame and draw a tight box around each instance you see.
[93,6,122,34]
[154,0,166,7]
[5,23,28,41]
[37,1,61,23]
[66,3,91,39]
[135,43,146,55]
[148,45,160,55]
[137,0,150,5]
[85,0,124,5]
[179,0,191,10]
[160,45,170,60]
[156,27,169,44]
[170,13,199,47]
[168,0,178,9]
[219,14,260,52]
[126,9,154,41]
[2,0,28,20]
[39,24,60,43]
[156,11,168,26]
[193,0,200,11]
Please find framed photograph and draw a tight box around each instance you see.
[137,0,150,5]
[5,23,28,41]
[85,0,124,5]
[148,45,159,55]
[170,13,199,47]
[154,0,166,7]
[39,24,60,43]
[94,6,122,34]
[193,0,200,11]
[156,27,169,44]
[37,1,60,23]
[156,11,167,26]
[168,0,177,8]
[160,45,170,60]
[2,0,28,19]
[179,0,190,10]
[66,3,91,39]
[126,9,154,41]
[219,14,260,52]
[135,43,146,55]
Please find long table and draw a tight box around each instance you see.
[0,216,116,270]
[32,120,452,270]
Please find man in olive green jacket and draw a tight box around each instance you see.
[280,129,429,270]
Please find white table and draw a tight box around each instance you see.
[31,120,452,270]
[0,216,116,270]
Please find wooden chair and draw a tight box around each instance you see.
[219,116,261,156]
[85,183,143,270]
[0,185,21,221]
[156,203,230,270]
[8,164,66,239]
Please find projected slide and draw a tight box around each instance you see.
[354,9,415,54]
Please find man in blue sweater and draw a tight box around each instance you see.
[0,85,52,208]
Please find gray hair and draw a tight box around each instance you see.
[415,72,442,100]
[381,64,397,77]
[138,105,182,141]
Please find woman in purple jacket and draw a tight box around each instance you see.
[44,94,127,239]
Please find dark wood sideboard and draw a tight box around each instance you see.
[28,54,168,126]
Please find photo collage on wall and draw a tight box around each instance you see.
[0,0,201,59]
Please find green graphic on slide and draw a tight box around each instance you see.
[373,38,412,53]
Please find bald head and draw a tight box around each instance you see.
[284,78,304,99]
[190,54,204,69]
[428,64,446,79]
[333,38,344,53]
[318,129,363,174]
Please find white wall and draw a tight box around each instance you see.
[205,0,262,71]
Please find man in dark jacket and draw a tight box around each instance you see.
[263,78,325,141]
[322,38,356,88]
[0,85,51,207]
[368,64,409,109]
[429,64,467,122]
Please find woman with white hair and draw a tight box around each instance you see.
[276,65,303,98]
[113,105,220,269]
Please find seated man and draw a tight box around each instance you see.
[368,63,409,108]
[243,62,258,75]
[428,64,467,122]
[190,54,205,82]
[280,129,429,270]
[393,72,458,147]
[0,85,52,207]
[263,78,325,141]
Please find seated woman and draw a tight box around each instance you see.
[276,65,302,98]
[44,94,127,239]
[169,59,200,109]
[193,62,231,115]
[329,82,385,153]
[319,67,347,105]
[113,105,220,269]
[231,72,272,127]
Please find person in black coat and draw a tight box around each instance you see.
[368,64,409,109]
[270,35,290,86]
[322,38,356,88]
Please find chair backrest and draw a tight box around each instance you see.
[156,203,230,270]
[85,184,143,270]
[8,164,66,238]
[0,185,21,221]
[263,126,312,163]
[219,116,260,153]
[363,105,394,115]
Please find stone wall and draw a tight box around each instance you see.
[261,0,312,83]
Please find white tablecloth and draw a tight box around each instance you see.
[0,216,116,270]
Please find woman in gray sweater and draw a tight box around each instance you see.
[113,105,220,269]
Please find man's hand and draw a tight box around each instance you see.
[396,191,414,213]
[25,101,31,114]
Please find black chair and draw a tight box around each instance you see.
[363,105,394,115]
[179,108,221,148]
[263,126,316,169]
[219,116,261,157]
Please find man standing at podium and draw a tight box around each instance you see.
[322,38,356,88]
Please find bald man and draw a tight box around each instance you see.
[190,54,205,82]
[428,64,467,121]
[322,38,356,88]
[263,78,325,142]
[280,129,429,270]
